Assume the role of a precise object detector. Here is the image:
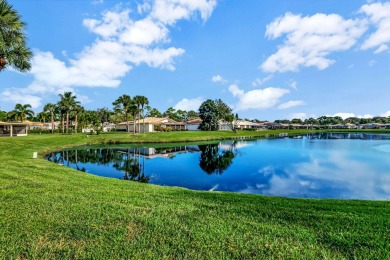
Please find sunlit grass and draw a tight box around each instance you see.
[0,130,389,258]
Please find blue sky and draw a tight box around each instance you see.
[1,0,390,121]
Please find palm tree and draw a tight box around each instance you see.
[139,96,149,133]
[58,92,79,134]
[133,95,143,133]
[43,103,56,134]
[0,0,32,72]
[36,111,49,123]
[113,94,132,133]
[56,104,66,134]
[128,102,139,135]
[9,103,34,122]
[73,104,84,134]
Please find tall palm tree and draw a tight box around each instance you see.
[58,92,79,134]
[113,94,132,133]
[72,104,84,134]
[10,103,34,122]
[138,96,149,133]
[56,104,66,134]
[133,95,143,133]
[36,111,49,123]
[128,102,139,135]
[0,0,32,72]
[43,103,56,134]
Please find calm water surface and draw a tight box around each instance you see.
[46,133,390,200]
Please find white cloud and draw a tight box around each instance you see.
[381,111,390,117]
[137,2,152,14]
[150,0,217,25]
[83,9,131,39]
[288,113,309,121]
[120,19,169,46]
[278,100,305,110]
[252,75,273,86]
[91,0,103,4]
[229,84,290,111]
[174,97,204,111]
[327,113,373,119]
[369,59,376,67]
[360,2,390,53]
[211,74,226,83]
[1,1,217,108]
[261,12,367,73]
[288,79,297,90]
[1,89,42,108]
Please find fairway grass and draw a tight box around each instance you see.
[1,131,389,258]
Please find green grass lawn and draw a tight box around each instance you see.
[1,130,389,258]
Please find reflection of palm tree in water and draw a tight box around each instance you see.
[120,148,150,183]
[198,143,235,175]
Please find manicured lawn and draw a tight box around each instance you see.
[1,131,389,258]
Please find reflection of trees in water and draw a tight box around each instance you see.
[114,149,149,183]
[46,148,149,183]
[198,143,235,175]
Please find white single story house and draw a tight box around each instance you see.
[0,122,29,137]
[186,118,202,131]
[117,117,186,133]
[102,122,116,132]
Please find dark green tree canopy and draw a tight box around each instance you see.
[198,144,235,175]
[0,0,32,72]
[214,99,232,121]
[198,99,220,131]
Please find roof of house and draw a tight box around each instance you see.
[117,117,182,125]
[0,121,31,126]
[186,118,202,124]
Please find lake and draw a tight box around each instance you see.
[46,133,390,200]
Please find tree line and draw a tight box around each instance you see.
[1,95,389,134]
[0,92,201,134]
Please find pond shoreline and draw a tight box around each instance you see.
[1,130,390,258]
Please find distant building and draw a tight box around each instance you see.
[117,117,186,132]
[186,118,202,131]
[0,122,29,137]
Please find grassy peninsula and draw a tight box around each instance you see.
[1,130,389,258]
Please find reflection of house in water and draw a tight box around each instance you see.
[117,146,200,159]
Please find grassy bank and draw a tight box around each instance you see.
[1,131,389,258]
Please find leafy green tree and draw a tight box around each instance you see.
[0,0,32,72]
[274,119,290,124]
[9,103,34,122]
[0,109,7,121]
[79,110,100,133]
[344,117,360,125]
[225,113,236,133]
[198,99,219,131]
[187,110,199,120]
[304,118,318,129]
[96,107,112,124]
[146,106,162,118]
[163,107,181,122]
[176,109,187,122]
[215,99,232,121]
[291,118,303,124]
[113,94,132,132]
